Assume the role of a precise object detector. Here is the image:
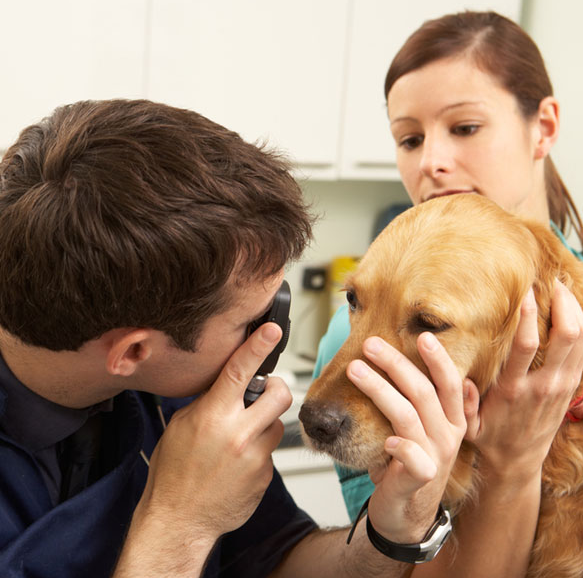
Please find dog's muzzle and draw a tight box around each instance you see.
[298,400,351,445]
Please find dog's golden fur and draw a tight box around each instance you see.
[301,194,583,577]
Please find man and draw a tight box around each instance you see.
[0,99,465,577]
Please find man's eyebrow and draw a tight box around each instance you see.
[248,297,276,325]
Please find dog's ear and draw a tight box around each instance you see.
[468,271,525,394]
[467,219,565,391]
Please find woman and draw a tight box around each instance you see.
[315,11,583,577]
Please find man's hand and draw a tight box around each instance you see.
[114,322,291,577]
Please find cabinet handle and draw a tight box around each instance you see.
[353,161,395,168]
[294,162,335,169]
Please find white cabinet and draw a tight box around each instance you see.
[147,0,349,179]
[340,0,523,180]
[1,1,523,180]
[0,0,147,151]
[147,0,522,181]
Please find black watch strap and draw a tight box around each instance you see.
[346,496,452,564]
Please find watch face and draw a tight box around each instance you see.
[417,507,453,563]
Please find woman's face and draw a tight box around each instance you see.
[387,56,552,222]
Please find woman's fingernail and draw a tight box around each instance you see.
[421,332,438,351]
[385,437,400,449]
[350,360,370,378]
[365,337,383,355]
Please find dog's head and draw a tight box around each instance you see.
[299,194,582,471]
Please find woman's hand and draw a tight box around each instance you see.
[346,332,467,544]
[464,280,583,483]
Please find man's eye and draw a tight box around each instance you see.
[346,290,358,312]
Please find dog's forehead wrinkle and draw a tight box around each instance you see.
[376,200,533,281]
[408,298,449,316]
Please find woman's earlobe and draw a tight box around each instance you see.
[534,96,560,160]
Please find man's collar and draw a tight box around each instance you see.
[0,350,112,452]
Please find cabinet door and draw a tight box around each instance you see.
[0,0,147,151]
[147,0,349,177]
[340,0,523,180]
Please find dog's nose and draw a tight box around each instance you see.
[299,401,350,444]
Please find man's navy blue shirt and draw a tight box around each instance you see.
[0,355,316,577]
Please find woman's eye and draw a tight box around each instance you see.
[399,135,423,150]
[346,290,358,312]
[453,124,479,137]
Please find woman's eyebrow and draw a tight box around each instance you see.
[390,100,485,125]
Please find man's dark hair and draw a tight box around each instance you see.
[0,99,314,351]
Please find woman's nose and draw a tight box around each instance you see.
[419,135,455,178]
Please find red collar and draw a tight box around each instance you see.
[565,395,583,423]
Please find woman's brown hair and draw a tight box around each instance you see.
[0,99,314,351]
[384,10,583,247]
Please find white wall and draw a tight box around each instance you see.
[522,0,583,248]
[285,179,409,360]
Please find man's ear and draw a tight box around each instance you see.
[106,329,153,377]
[533,96,560,160]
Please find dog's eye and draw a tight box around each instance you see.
[346,290,358,312]
[409,312,451,334]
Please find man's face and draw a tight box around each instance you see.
[137,270,286,398]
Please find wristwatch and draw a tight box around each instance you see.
[346,497,453,564]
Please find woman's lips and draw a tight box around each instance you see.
[425,189,476,202]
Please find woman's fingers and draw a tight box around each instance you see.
[503,281,583,392]
[358,337,450,428]
[368,439,442,544]
[500,287,539,385]
[383,437,438,490]
[463,378,481,441]
[416,332,466,429]
[368,438,437,492]
[543,280,583,381]
[346,357,425,441]
[350,337,466,545]
[359,333,465,431]
[348,333,466,467]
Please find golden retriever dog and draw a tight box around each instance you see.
[299,194,583,578]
